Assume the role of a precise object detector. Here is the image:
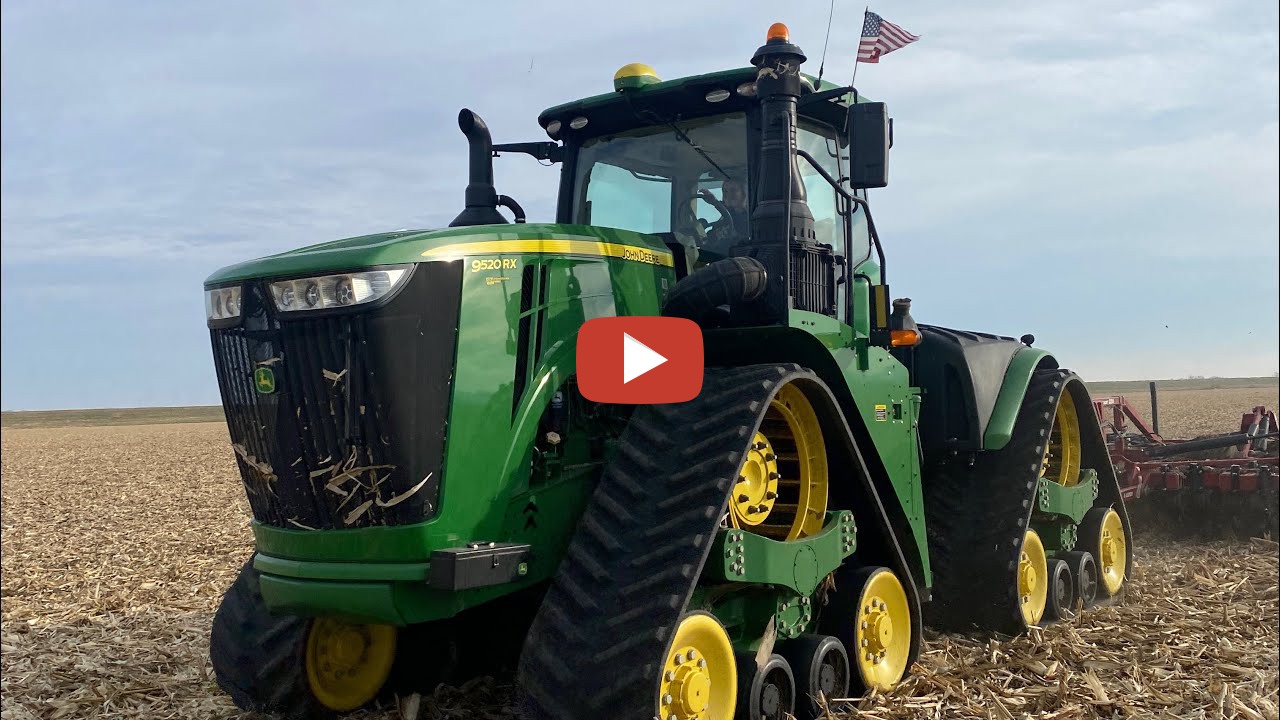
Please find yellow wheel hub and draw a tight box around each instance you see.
[658,613,736,720]
[1018,530,1049,626]
[305,617,396,712]
[729,432,780,526]
[731,383,828,540]
[1097,508,1128,595]
[853,568,911,691]
[1041,391,1082,486]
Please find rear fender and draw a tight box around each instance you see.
[982,348,1058,450]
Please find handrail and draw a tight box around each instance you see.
[795,149,886,283]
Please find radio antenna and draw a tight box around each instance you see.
[815,0,836,85]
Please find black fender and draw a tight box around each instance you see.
[913,325,1058,456]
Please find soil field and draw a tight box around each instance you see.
[2,386,1277,719]
[1090,385,1278,440]
[0,406,225,430]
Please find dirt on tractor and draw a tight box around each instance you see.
[2,391,1278,720]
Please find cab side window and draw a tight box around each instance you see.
[580,163,672,234]
[797,125,845,253]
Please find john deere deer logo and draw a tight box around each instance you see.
[253,367,276,395]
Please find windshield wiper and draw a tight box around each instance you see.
[666,120,731,180]
[634,108,732,181]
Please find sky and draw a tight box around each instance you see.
[2,1,1277,410]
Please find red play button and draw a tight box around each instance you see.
[576,317,703,404]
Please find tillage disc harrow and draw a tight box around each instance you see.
[1094,391,1278,538]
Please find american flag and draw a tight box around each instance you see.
[857,11,919,63]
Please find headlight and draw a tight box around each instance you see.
[269,267,411,313]
[205,286,242,321]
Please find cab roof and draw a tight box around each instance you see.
[537,67,863,139]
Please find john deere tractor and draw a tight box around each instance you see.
[205,22,1132,720]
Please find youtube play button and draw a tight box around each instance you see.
[577,317,703,404]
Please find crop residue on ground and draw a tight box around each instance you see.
[2,385,1277,719]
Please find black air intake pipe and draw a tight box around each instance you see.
[449,109,510,227]
[738,30,815,325]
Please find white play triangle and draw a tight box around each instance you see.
[622,332,668,384]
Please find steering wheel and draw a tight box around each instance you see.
[695,189,737,238]
[676,196,710,247]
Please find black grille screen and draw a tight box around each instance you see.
[789,241,836,316]
[210,262,463,529]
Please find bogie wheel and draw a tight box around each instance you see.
[1017,530,1049,627]
[1078,507,1128,597]
[779,635,849,720]
[1041,388,1082,487]
[1062,550,1098,608]
[847,567,912,693]
[729,383,828,541]
[211,561,397,718]
[305,618,397,712]
[657,612,737,720]
[734,652,795,720]
[1043,558,1076,622]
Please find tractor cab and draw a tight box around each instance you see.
[479,40,890,322]
[544,72,868,278]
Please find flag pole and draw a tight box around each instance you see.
[850,6,869,90]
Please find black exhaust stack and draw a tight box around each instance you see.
[450,109,509,227]
[739,29,816,325]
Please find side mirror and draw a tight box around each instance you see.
[846,102,889,189]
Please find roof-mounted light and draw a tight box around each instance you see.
[613,63,661,92]
[766,22,790,42]
[705,88,731,103]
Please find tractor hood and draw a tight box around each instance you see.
[203,223,672,287]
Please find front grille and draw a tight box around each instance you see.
[210,262,463,529]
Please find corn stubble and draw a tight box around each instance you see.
[2,395,1277,719]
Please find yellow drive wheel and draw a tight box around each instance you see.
[1041,391,1082,486]
[656,612,737,720]
[851,567,912,692]
[730,383,828,540]
[1082,507,1128,596]
[305,617,397,712]
[1018,530,1049,627]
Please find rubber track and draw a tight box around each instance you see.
[517,364,809,720]
[210,561,326,719]
[923,368,1132,635]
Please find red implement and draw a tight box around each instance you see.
[1092,392,1278,537]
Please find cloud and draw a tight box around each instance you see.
[1,0,1277,409]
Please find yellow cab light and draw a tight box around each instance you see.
[766,23,790,42]
[613,63,661,92]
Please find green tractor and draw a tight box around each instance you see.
[205,22,1132,720]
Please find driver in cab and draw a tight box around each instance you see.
[698,179,749,256]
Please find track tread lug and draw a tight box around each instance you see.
[517,365,824,719]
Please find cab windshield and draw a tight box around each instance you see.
[571,113,749,259]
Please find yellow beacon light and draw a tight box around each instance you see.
[766,22,790,42]
[613,63,661,92]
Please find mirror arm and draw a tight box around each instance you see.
[797,85,855,108]
[796,149,887,283]
[492,141,563,163]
